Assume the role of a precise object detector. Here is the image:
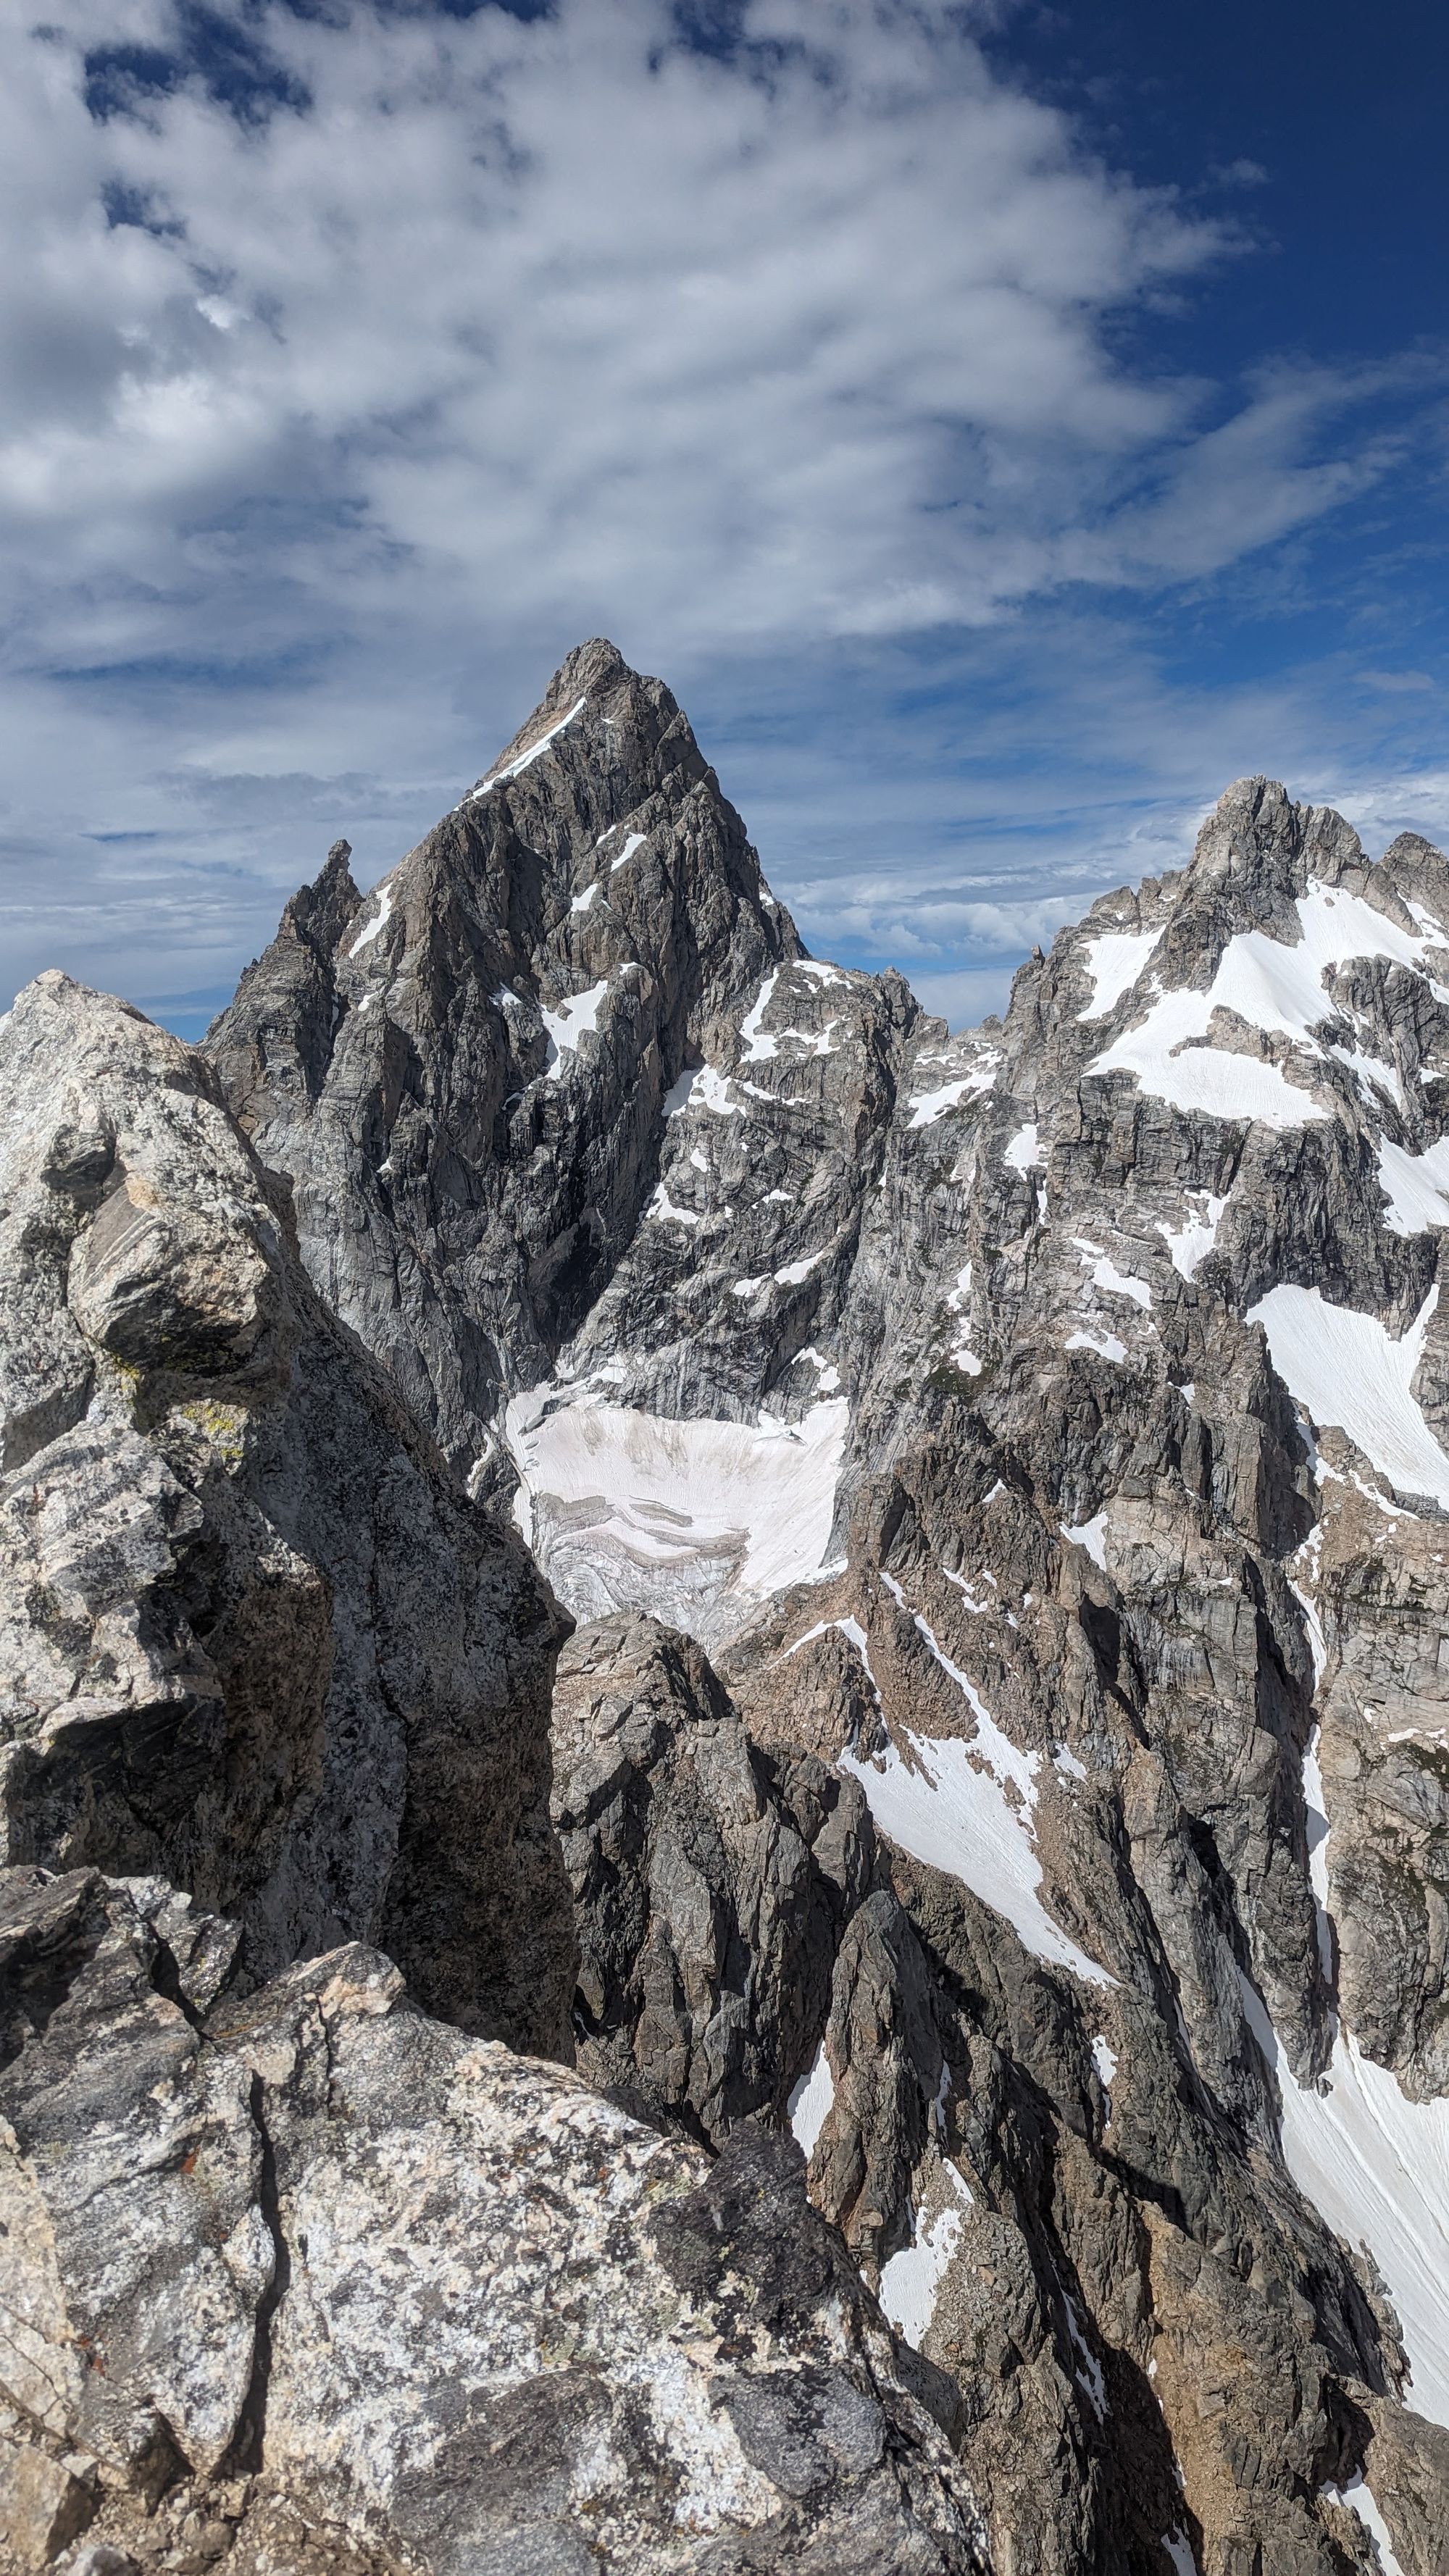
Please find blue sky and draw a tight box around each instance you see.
[1,0,1445,1032]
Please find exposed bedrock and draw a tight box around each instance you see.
[0,972,574,2052]
[559,1582,1409,2576]
[0,1866,987,2575]
[205,637,807,1479]
[6,645,1449,2572]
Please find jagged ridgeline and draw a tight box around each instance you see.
[3,637,1448,2572]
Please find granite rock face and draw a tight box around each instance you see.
[0,1866,987,2575]
[203,660,1449,2572]
[0,972,573,2051]
[7,645,1449,2572]
[551,1608,886,2148]
[206,638,803,1489]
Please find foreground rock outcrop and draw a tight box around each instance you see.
[0,1866,985,2574]
[0,972,572,2049]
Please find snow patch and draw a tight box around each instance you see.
[1092,2034,1117,2088]
[1062,1511,1108,1569]
[879,2198,968,2348]
[1064,2293,1107,2417]
[474,693,586,793]
[1089,987,1328,1129]
[787,2042,835,2159]
[1074,1239,1152,1308]
[611,831,648,873]
[739,972,780,1062]
[842,1723,1113,1989]
[1335,1044,1406,1111]
[735,1249,830,1292]
[1077,927,1161,1021]
[1240,1973,1449,2429]
[796,1346,842,1393]
[943,1259,982,1371]
[896,1597,1037,1799]
[1377,1135,1449,1236]
[1290,1578,1328,1689]
[941,1565,993,1614]
[1323,2475,1408,2576]
[1086,881,1437,1130]
[648,1187,698,1229]
[541,975,620,1073]
[1301,1727,1334,1980]
[784,1022,842,1057]
[570,880,601,915]
[1004,1121,1042,1172]
[663,1062,741,1118]
[1066,1329,1127,1364]
[1248,1283,1449,1508]
[908,1078,973,1129]
[734,964,848,1066]
[775,1248,829,1286]
[1157,1193,1227,1279]
[505,1389,849,1648]
[348,882,394,955]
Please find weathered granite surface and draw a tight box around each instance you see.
[0,1866,987,2576]
[6,647,1449,2572]
[0,973,574,2051]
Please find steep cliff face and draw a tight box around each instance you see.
[8,642,1449,2575]
[0,971,574,2051]
[206,637,801,1485]
[0,928,985,2572]
[203,654,1449,2572]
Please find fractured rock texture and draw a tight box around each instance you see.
[6,647,1449,2572]
[0,1867,986,2575]
[0,973,573,2052]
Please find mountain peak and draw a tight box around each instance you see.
[280,833,361,953]
[474,636,672,794]
[206,643,801,1452]
[551,634,631,696]
[20,650,1449,2572]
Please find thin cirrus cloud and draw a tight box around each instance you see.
[0,0,1440,1026]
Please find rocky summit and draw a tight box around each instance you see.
[4,645,1449,2575]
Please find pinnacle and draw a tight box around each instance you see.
[551,636,631,699]
[283,837,361,950]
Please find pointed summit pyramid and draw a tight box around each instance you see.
[206,643,804,1463]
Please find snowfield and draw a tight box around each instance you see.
[504,1387,848,1647]
[1086,879,1440,1128]
[1248,1281,1449,1507]
[1077,926,1161,1021]
[1240,1973,1449,2432]
[841,1723,1113,1989]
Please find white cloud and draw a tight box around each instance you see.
[0,0,1441,1019]
[0,0,1227,647]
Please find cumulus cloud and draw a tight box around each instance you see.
[0,0,1441,1017]
[1,0,1226,646]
